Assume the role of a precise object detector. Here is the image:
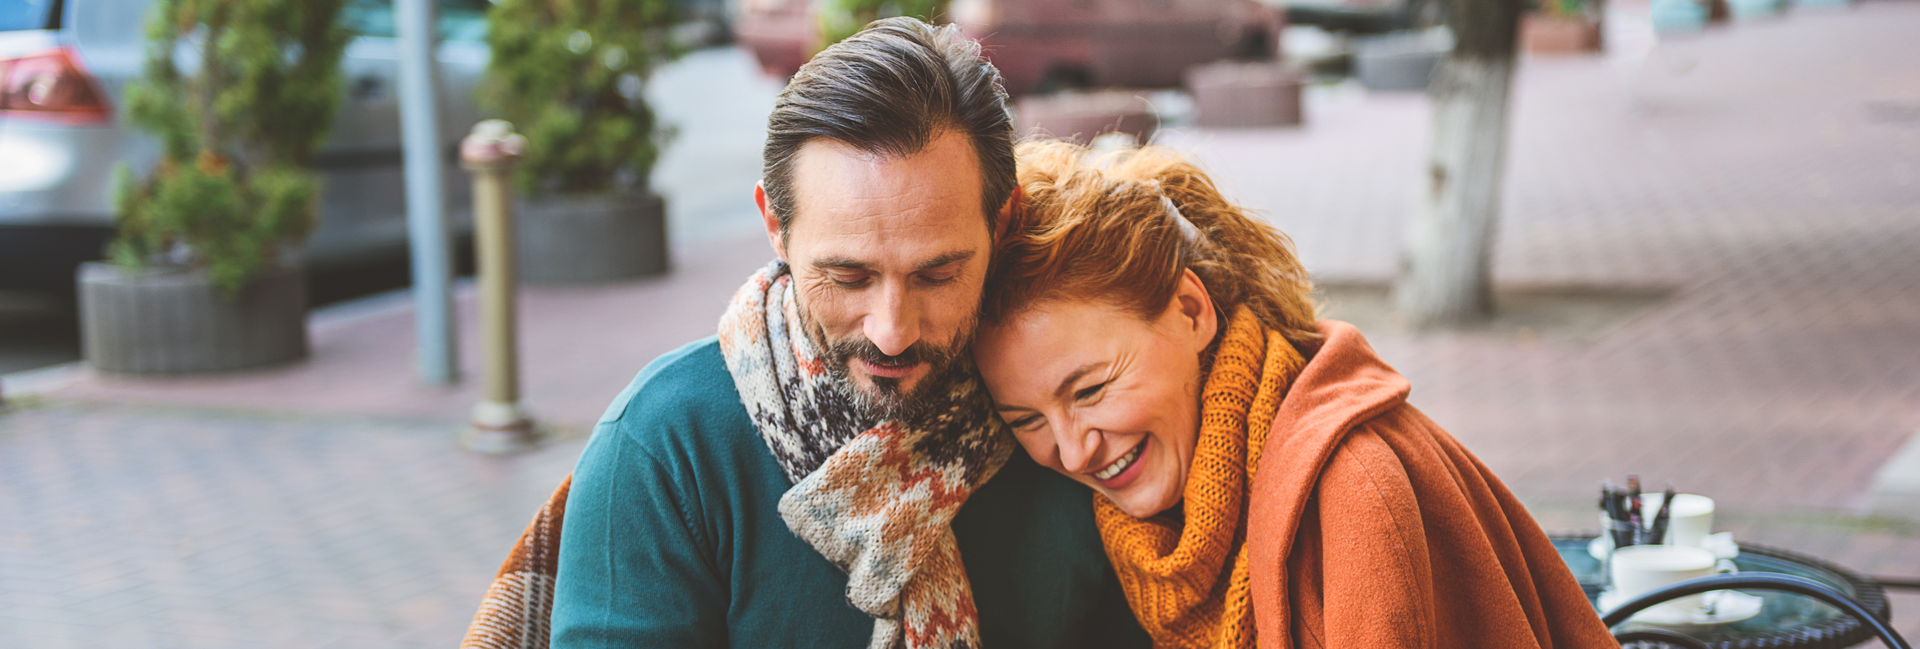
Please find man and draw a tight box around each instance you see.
[548,18,1146,649]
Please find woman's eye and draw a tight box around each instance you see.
[1073,382,1108,402]
[1008,414,1042,430]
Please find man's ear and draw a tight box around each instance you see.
[993,185,1023,244]
[1174,268,1218,348]
[755,181,787,263]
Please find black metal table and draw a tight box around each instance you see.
[1554,536,1894,649]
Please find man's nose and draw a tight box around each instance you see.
[864,280,921,357]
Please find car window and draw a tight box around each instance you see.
[342,0,490,42]
[0,0,55,31]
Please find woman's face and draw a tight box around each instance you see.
[975,272,1218,519]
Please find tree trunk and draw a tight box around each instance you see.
[1391,53,1515,329]
[1391,0,1523,330]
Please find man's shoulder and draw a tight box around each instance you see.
[593,336,753,451]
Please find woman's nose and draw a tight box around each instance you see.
[1055,424,1101,474]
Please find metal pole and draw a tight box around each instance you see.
[461,120,536,454]
[396,0,458,384]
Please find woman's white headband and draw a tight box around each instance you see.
[1163,195,1207,249]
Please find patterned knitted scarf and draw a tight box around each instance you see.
[718,260,1014,649]
[1095,308,1306,648]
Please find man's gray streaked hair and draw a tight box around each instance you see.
[761,17,1016,242]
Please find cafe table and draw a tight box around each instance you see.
[1554,535,1894,649]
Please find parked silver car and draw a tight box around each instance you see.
[0,0,491,292]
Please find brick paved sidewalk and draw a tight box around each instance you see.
[0,402,584,648]
[5,2,1920,646]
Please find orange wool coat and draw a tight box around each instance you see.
[1245,321,1618,649]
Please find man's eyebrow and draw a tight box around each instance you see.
[811,250,975,273]
[1053,362,1104,400]
[812,257,871,271]
[916,250,975,271]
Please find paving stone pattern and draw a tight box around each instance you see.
[0,403,582,648]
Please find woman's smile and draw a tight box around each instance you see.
[1092,439,1147,486]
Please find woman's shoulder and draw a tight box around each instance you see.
[1247,399,1456,549]
[1294,403,1463,499]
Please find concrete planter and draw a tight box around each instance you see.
[517,190,669,284]
[1354,30,1451,91]
[1185,61,1306,128]
[78,260,309,375]
[1522,14,1603,54]
[1014,90,1158,145]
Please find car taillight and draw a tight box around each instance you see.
[0,48,112,125]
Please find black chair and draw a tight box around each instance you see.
[1604,572,1912,649]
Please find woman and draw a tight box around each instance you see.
[975,141,1616,648]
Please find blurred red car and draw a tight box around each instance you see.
[734,0,1282,95]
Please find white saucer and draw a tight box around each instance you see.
[1700,532,1740,560]
[1588,533,1740,561]
[1598,589,1765,626]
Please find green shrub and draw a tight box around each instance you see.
[112,0,349,294]
[1535,0,1594,17]
[483,0,681,195]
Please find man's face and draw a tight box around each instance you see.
[757,131,992,420]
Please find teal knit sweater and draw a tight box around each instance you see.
[552,337,1149,648]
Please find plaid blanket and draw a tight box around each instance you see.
[460,476,568,649]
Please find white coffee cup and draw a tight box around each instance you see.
[1607,493,1716,548]
[1610,545,1720,611]
[1662,494,1715,548]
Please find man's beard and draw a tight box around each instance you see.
[799,305,975,422]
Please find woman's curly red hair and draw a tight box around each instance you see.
[986,140,1321,347]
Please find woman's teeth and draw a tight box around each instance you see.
[1094,443,1142,481]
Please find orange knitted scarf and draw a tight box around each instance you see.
[1094,308,1306,648]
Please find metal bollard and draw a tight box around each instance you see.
[461,120,537,454]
